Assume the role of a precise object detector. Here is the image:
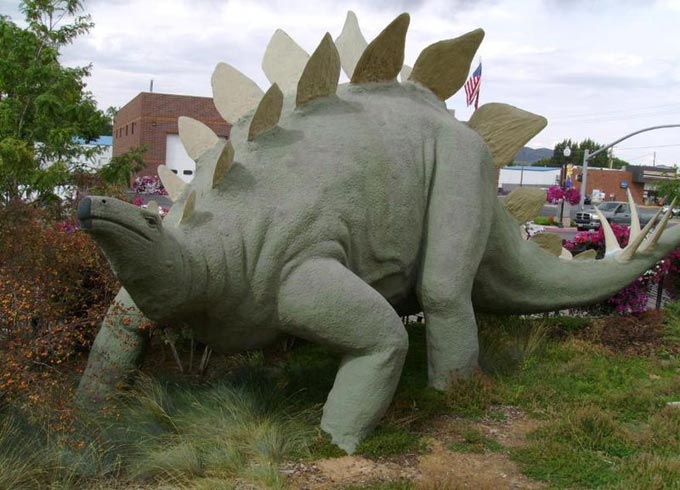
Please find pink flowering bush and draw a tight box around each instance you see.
[564,187,580,205]
[133,175,168,196]
[564,223,630,259]
[546,186,564,204]
[547,186,580,205]
[564,223,680,313]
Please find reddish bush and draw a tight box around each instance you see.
[0,201,119,407]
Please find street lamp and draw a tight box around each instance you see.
[558,147,571,226]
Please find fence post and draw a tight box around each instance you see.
[656,272,666,310]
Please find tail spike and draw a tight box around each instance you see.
[626,188,641,240]
[249,83,283,140]
[180,190,196,224]
[409,28,484,100]
[296,33,341,108]
[262,29,309,94]
[157,165,187,202]
[178,117,219,161]
[213,141,234,188]
[594,206,622,256]
[350,13,409,84]
[640,198,676,253]
[335,11,368,79]
[211,62,264,124]
[617,207,661,262]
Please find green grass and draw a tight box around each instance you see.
[357,424,427,458]
[3,306,680,488]
[532,216,555,226]
[448,427,504,454]
[499,308,680,489]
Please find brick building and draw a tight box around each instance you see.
[572,166,641,203]
[496,163,676,205]
[113,92,231,182]
[572,165,676,204]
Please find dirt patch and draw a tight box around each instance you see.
[288,407,545,489]
[417,440,545,489]
[583,311,672,355]
[285,455,419,489]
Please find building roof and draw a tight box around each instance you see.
[502,166,560,172]
[74,135,113,146]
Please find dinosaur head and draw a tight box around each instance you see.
[78,195,189,321]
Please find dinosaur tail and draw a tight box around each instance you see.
[472,199,680,314]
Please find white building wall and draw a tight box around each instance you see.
[499,167,561,187]
[87,145,112,170]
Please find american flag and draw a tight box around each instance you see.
[464,62,482,110]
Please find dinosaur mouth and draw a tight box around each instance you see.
[77,197,151,242]
[77,197,93,229]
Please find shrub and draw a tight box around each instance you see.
[132,175,167,196]
[0,201,119,412]
[547,186,580,205]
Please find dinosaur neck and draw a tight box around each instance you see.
[472,200,680,314]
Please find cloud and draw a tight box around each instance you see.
[4,0,680,164]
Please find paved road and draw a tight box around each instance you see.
[539,220,680,244]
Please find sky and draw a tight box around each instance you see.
[2,0,680,166]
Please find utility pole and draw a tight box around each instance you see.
[580,150,590,208]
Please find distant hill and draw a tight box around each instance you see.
[514,147,553,164]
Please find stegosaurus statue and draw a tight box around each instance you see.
[77,12,680,453]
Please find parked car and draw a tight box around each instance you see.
[574,201,658,231]
[662,204,680,217]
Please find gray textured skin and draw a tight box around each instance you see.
[78,81,680,453]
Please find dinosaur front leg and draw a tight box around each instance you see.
[278,258,409,454]
[78,287,151,404]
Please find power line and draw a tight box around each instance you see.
[623,152,655,162]
[616,143,680,151]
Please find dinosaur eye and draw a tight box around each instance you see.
[145,216,157,227]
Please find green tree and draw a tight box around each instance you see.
[98,146,147,187]
[550,138,630,169]
[0,0,109,205]
[654,170,680,205]
[100,106,118,136]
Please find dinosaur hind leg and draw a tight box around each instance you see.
[418,131,493,390]
[278,258,409,454]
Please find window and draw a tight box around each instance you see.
[125,125,128,136]
[183,170,193,176]
[171,169,178,174]
[131,122,135,134]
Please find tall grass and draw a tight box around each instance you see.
[0,365,316,489]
